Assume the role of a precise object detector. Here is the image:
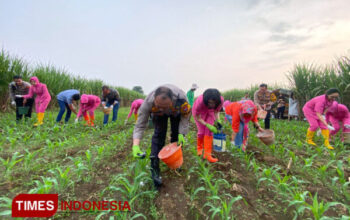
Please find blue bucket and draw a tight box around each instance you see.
[213,133,226,152]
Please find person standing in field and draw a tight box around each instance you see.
[192,89,223,162]
[326,103,350,142]
[124,99,144,124]
[17,76,51,126]
[302,88,340,149]
[132,85,191,189]
[187,83,198,107]
[288,92,299,120]
[241,92,250,100]
[225,100,264,151]
[101,85,121,125]
[75,94,101,126]
[254,84,276,129]
[8,75,34,121]
[223,100,232,123]
[56,89,80,123]
[276,94,286,119]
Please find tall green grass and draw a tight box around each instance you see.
[0,50,144,110]
[287,56,350,111]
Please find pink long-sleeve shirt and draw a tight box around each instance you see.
[326,103,350,124]
[192,94,224,124]
[23,76,51,113]
[303,94,334,117]
[127,99,144,119]
[77,95,101,117]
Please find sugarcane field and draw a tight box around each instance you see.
[1,1,350,219]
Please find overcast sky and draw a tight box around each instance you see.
[1,0,350,94]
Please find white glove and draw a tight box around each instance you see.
[124,119,128,125]
[109,105,113,109]
[322,115,326,121]
[316,129,321,136]
[114,100,118,105]
[11,101,16,106]
[15,95,23,98]
[327,125,335,131]
[344,124,350,129]
[104,106,108,109]
[75,118,78,123]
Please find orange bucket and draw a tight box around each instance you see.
[158,142,183,169]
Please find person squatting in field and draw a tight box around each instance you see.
[225,100,264,152]
[8,75,34,121]
[125,99,144,124]
[56,89,80,123]
[303,88,340,149]
[101,85,121,125]
[192,89,224,163]
[254,83,276,129]
[326,102,350,142]
[18,76,51,126]
[132,84,191,189]
[75,94,101,127]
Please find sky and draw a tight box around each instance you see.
[1,0,350,94]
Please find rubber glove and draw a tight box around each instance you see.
[178,134,185,146]
[344,124,350,129]
[11,101,16,107]
[132,145,144,158]
[327,125,335,131]
[74,118,78,123]
[109,105,113,109]
[114,100,118,105]
[15,95,23,98]
[206,124,218,134]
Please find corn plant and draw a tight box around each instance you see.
[49,167,73,193]
[29,176,56,194]
[304,193,341,220]
[0,151,23,180]
[204,195,243,219]
[0,196,12,217]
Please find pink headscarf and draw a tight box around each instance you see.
[30,76,40,86]
[239,100,255,123]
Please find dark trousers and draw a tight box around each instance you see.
[56,100,72,123]
[15,97,34,121]
[277,106,285,119]
[264,110,271,129]
[150,114,181,159]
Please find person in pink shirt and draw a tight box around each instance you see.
[192,89,224,163]
[18,76,51,126]
[125,99,144,124]
[326,103,350,141]
[75,94,101,126]
[302,88,340,149]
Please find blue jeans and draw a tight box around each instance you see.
[103,102,120,125]
[225,114,232,124]
[234,120,245,148]
[56,100,72,123]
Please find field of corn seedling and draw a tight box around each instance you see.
[0,107,349,219]
[0,50,144,109]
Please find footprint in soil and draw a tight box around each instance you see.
[155,170,190,220]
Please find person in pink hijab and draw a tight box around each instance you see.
[19,76,51,126]
[326,103,350,141]
[75,94,101,126]
[302,88,340,149]
[192,89,224,163]
[125,99,144,124]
